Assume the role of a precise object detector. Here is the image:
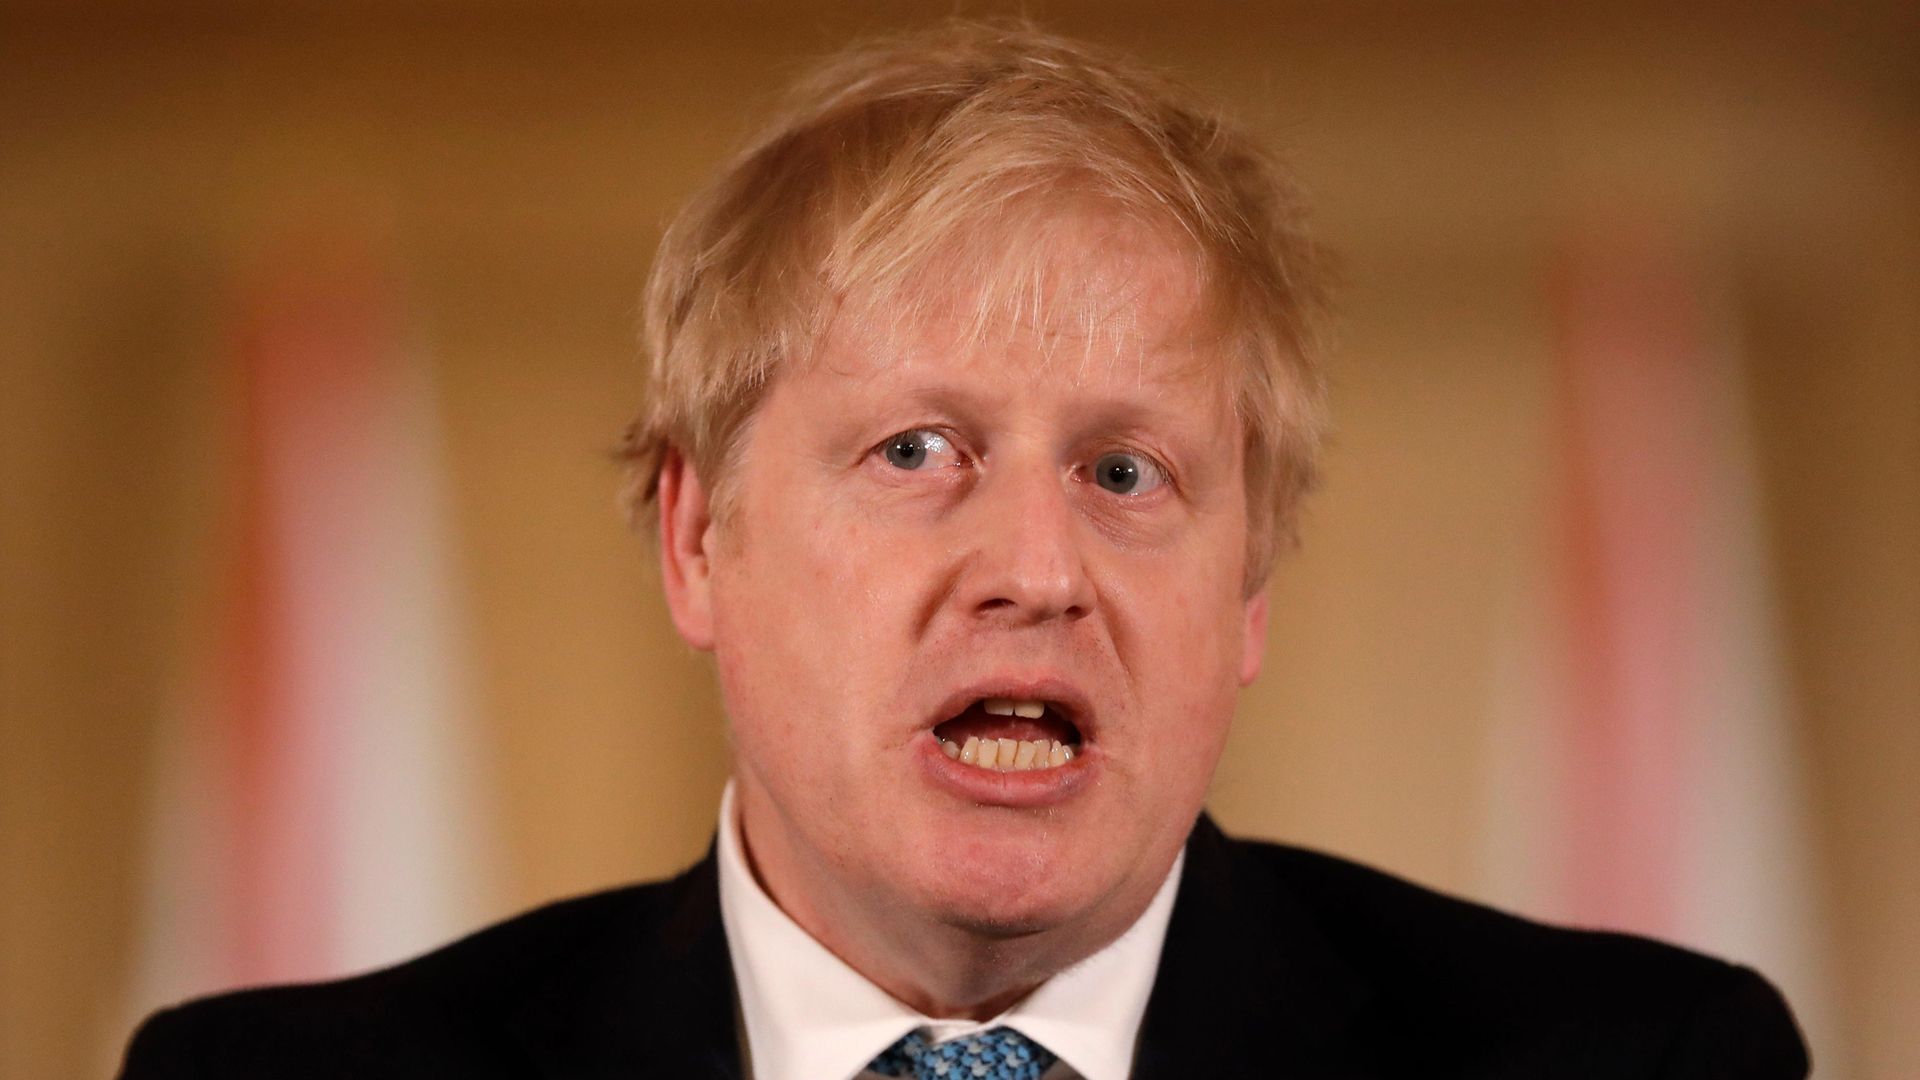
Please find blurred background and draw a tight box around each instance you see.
[2,1,1914,1076]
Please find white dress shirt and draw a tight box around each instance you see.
[715,782,1183,1080]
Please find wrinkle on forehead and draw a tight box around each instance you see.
[806,201,1231,393]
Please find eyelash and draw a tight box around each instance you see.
[873,428,970,471]
[869,429,1174,496]
[1077,449,1171,496]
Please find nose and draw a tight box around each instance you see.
[955,459,1096,625]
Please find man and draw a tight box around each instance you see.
[121,20,1808,1079]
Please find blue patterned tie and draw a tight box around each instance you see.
[866,1026,1058,1080]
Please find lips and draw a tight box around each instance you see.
[929,681,1091,774]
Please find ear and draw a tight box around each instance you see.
[1238,587,1269,686]
[656,448,718,651]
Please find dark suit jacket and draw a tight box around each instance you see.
[119,815,1808,1078]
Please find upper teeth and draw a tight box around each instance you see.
[983,698,1047,718]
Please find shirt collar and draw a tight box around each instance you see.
[715,781,1183,1080]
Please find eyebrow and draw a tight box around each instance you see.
[873,376,1223,456]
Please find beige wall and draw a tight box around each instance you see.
[3,4,1914,1077]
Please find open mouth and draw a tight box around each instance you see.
[932,697,1083,772]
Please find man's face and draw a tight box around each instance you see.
[673,222,1267,951]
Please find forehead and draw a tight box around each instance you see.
[812,206,1230,396]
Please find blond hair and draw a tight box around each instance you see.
[620,18,1328,588]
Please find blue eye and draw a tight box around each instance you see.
[1092,452,1164,495]
[882,429,954,470]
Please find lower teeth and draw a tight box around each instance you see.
[941,735,1075,771]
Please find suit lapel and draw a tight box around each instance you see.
[510,848,744,1079]
[1133,815,1380,1079]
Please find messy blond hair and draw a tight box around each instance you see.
[619,19,1328,589]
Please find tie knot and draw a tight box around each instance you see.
[867,1026,1057,1080]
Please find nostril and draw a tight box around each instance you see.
[964,536,1096,622]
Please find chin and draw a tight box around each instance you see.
[901,839,1118,940]
[925,888,1087,941]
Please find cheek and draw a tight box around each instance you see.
[709,489,933,738]
[1105,541,1247,773]
[1112,548,1248,672]
[722,470,869,625]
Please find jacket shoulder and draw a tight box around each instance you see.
[118,878,681,1079]
[1225,834,1809,1075]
